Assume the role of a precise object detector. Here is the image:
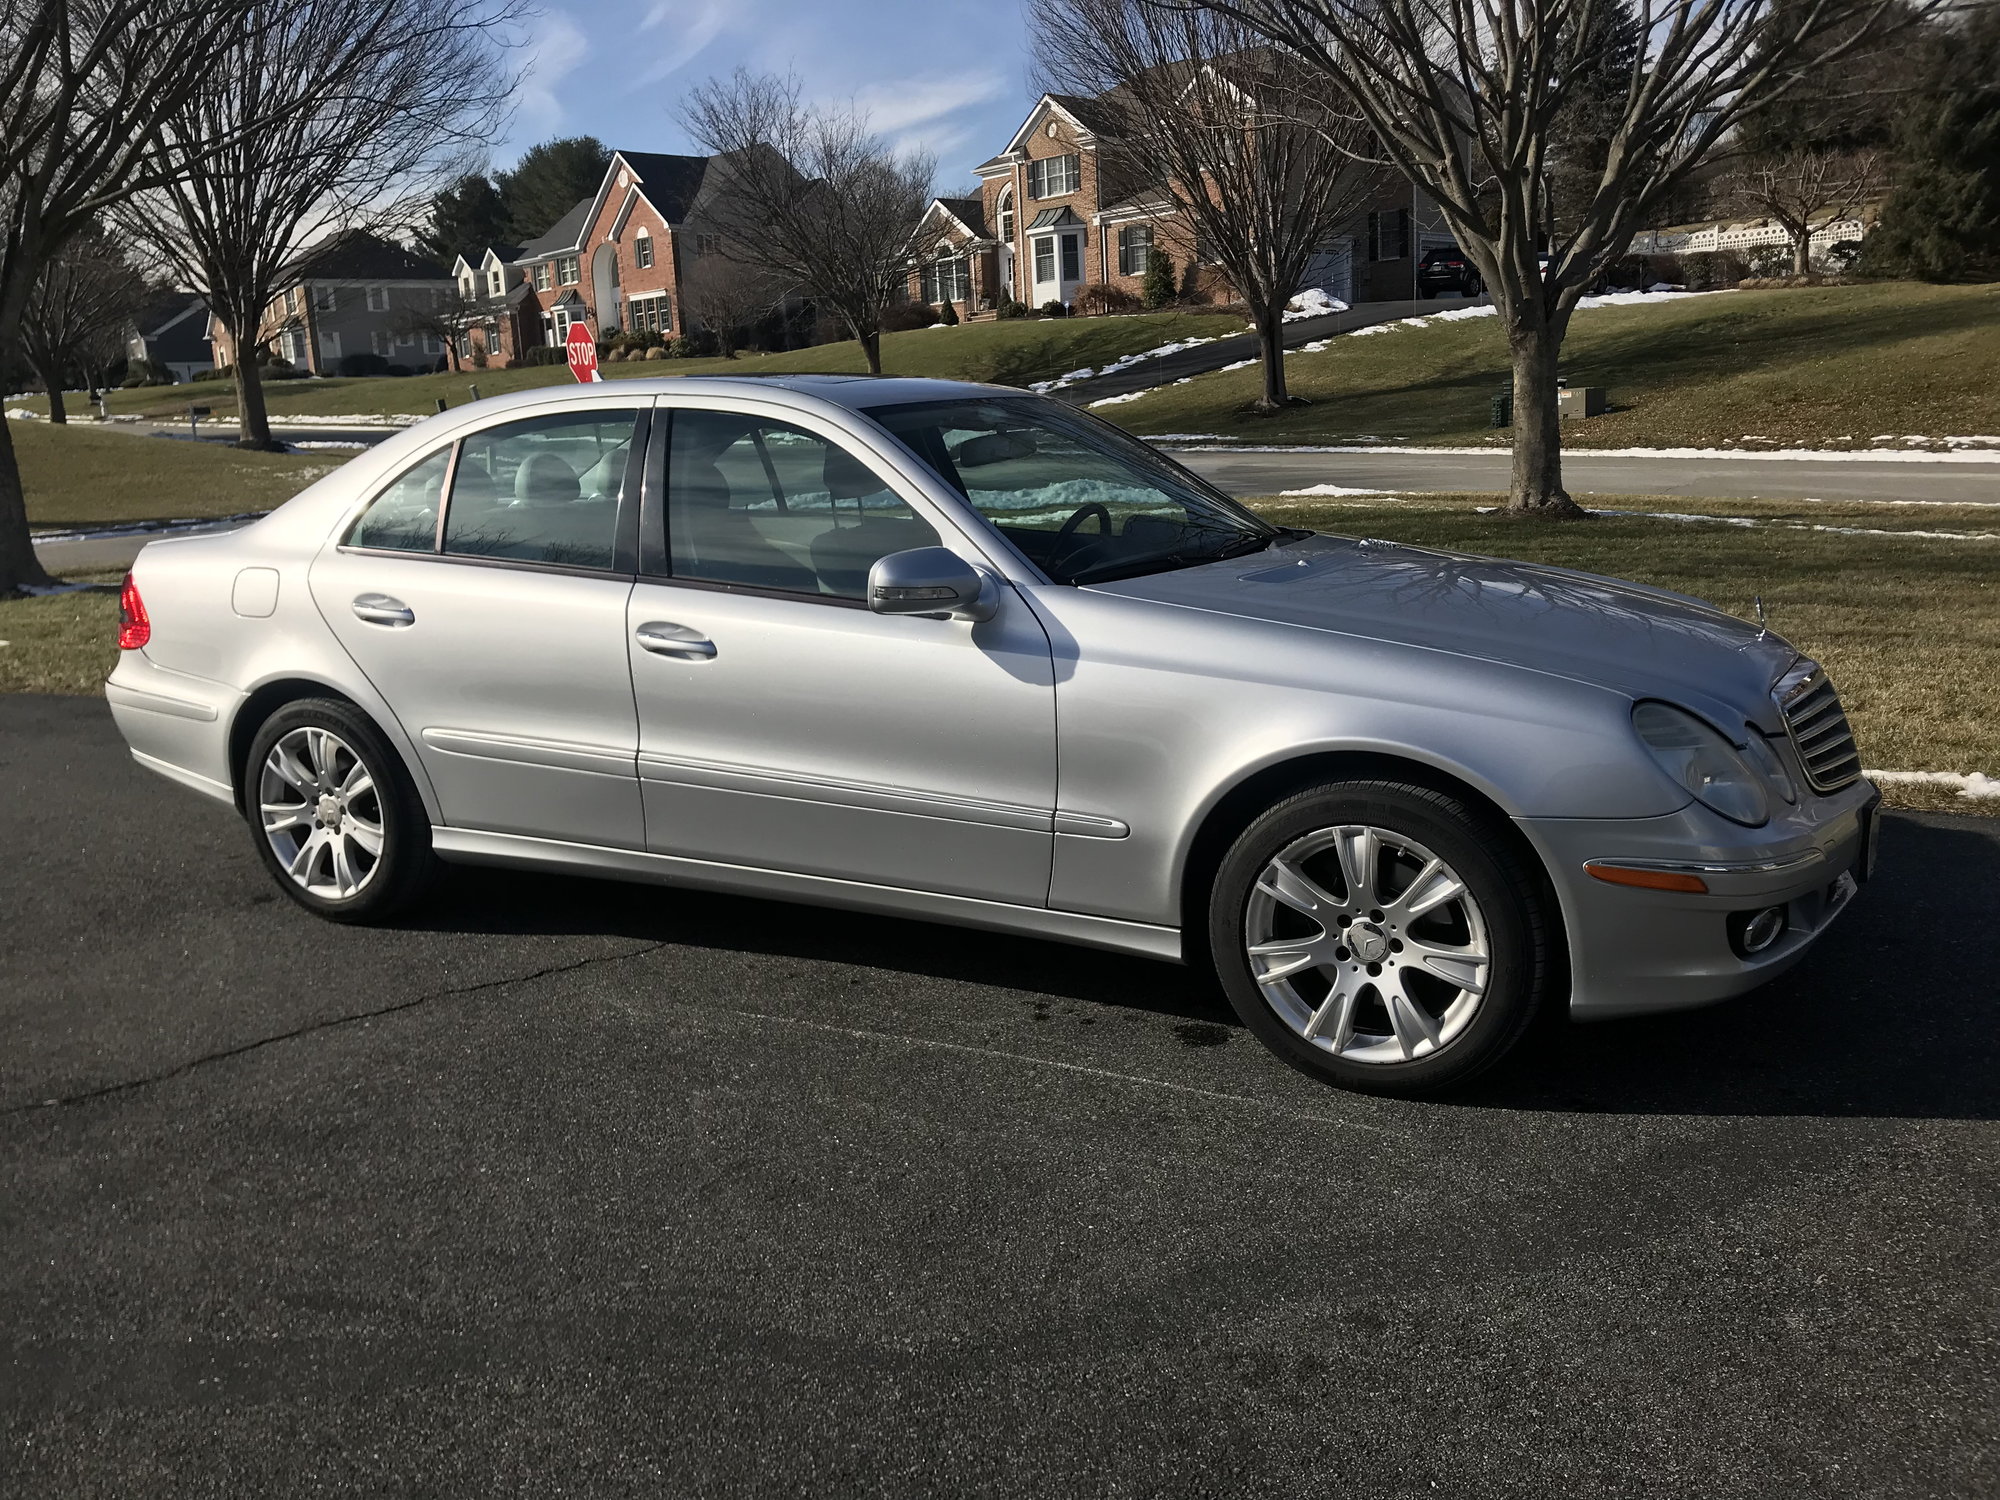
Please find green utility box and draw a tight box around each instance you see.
[1557,386,1607,419]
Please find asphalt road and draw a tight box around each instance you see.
[1177,448,2000,505]
[3,693,1996,1496]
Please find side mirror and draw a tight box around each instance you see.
[867,547,997,623]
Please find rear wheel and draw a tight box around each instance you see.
[1208,780,1553,1096]
[245,697,435,922]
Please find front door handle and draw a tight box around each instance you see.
[635,620,717,659]
[352,593,415,627]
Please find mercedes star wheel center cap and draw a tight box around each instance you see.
[1350,924,1390,963]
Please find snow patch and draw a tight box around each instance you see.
[1147,441,2000,464]
[1278,483,1401,497]
[1029,335,1227,393]
[1284,288,1349,321]
[6,408,41,420]
[1866,770,2000,800]
[1595,507,2000,542]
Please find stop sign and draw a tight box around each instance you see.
[565,322,601,383]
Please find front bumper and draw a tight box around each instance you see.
[1519,779,1881,1019]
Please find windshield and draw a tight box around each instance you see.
[862,395,1279,585]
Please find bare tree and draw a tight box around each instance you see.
[122,0,522,450]
[19,227,155,422]
[0,0,260,594]
[1198,0,1939,515]
[677,249,789,358]
[1031,1,1380,410]
[1728,146,1884,272]
[683,70,934,375]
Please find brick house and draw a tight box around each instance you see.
[909,89,1450,317]
[446,243,539,368]
[209,230,452,375]
[451,147,804,362]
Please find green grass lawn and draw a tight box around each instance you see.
[9,483,1993,814]
[12,419,338,530]
[20,310,1246,424]
[1113,281,2000,450]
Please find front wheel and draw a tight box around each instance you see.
[1208,780,1555,1096]
[245,697,436,923]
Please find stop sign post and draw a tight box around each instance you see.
[565,323,601,383]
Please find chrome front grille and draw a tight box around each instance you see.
[1776,660,1862,793]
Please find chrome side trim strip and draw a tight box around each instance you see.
[429,827,1183,963]
[1587,850,1826,877]
[104,681,219,722]
[636,751,1053,833]
[421,727,636,777]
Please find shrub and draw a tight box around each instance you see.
[880,301,940,332]
[994,299,1031,319]
[1678,250,1750,290]
[384,363,414,377]
[1040,299,1070,318]
[338,351,390,378]
[937,298,960,326]
[471,348,489,369]
[1142,249,1178,309]
[191,366,230,382]
[644,345,668,360]
[265,358,306,380]
[521,345,569,366]
[1074,282,1140,317]
[1745,244,1792,279]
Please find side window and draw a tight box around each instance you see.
[347,448,448,552]
[666,410,941,600]
[442,409,638,569]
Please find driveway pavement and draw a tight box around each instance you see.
[3,693,1996,1496]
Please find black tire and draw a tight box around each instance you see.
[1207,779,1554,1097]
[243,696,436,923]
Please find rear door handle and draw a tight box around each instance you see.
[352,593,415,627]
[635,620,717,659]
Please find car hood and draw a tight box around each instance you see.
[1091,532,1799,732]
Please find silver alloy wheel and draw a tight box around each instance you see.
[258,726,384,900]
[1245,824,1491,1064]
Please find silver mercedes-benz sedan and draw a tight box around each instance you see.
[107,376,1878,1094]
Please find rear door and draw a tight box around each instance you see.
[310,398,650,848]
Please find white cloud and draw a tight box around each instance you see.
[512,10,590,137]
[637,0,741,85]
[850,70,1009,136]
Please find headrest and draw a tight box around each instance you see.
[822,445,884,502]
[450,458,497,506]
[515,451,579,504]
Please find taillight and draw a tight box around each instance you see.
[117,573,150,650]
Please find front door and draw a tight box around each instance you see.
[625,402,1057,905]
[310,400,649,848]
[1030,231,1083,309]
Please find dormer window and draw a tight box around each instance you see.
[488,269,504,295]
[459,273,476,297]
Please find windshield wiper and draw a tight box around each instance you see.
[1067,529,1282,586]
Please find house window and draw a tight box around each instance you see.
[920,254,969,306]
[312,285,335,312]
[1033,236,1056,285]
[534,263,552,292]
[456,333,471,358]
[371,329,389,356]
[459,274,477,298]
[557,255,580,285]
[694,234,720,258]
[365,286,389,312]
[488,270,503,295]
[1027,154,1081,199]
[628,292,671,334]
[1117,223,1154,277]
[634,231,653,269]
[997,188,1015,242]
[1060,234,1081,283]
[1368,209,1411,262]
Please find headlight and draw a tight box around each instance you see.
[1633,702,1770,826]
[1738,728,1797,805]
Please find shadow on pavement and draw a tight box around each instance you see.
[404,811,1999,1121]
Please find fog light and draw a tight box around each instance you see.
[1730,906,1788,957]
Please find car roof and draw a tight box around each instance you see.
[460,373,1023,422]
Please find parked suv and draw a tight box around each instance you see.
[1417,246,1482,298]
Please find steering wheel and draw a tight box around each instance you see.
[1050,502,1113,570]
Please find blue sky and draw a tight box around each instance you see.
[498,0,1041,191]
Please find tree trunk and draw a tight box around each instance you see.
[45,384,68,425]
[0,413,58,595]
[1252,304,1287,410]
[233,324,278,450]
[1506,325,1588,517]
[1792,233,1812,276]
[856,325,882,375]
